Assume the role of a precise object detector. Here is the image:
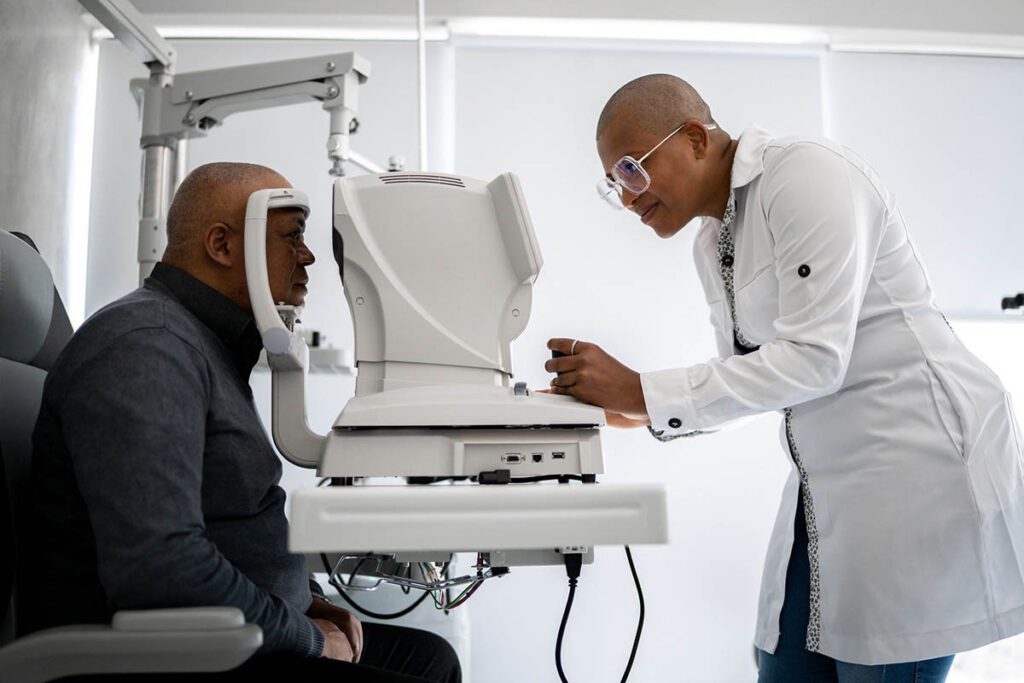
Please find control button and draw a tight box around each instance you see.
[668,417,682,429]
[798,264,811,278]
[721,255,734,267]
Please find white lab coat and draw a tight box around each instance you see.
[640,127,1024,665]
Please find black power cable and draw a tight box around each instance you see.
[554,546,646,683]
[555,552,583,683]
[620,545,645,682]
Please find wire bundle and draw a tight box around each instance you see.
[321,554,489,619]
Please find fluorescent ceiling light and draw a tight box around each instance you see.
[89,16,1024,58]
[447,17,828,46]
[829,29,1024,58]
[95,23,448,41]
[94,24,450,42]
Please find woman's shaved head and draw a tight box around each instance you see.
[597,74,714,140]
[596,74,735,239]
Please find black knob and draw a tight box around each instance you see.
[1002,293,1024,310]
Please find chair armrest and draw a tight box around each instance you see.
[0,607,262,683]
[112,606,248,631]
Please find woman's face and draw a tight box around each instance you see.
[597,117,713,239]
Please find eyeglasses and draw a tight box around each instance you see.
[596,121,718,210]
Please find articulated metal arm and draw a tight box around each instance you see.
[132,52,370,158]
[127,52,370,281]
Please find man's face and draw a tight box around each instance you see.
[266,207,315,307]
[597,117,708,239]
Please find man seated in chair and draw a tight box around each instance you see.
[18,162,461,683]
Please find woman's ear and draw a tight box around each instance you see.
[685,120,713,161]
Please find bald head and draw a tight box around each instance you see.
[164,162,288,264]
[596,74,713,140]
[596,75,737,239]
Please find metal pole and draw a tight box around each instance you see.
[138,145,173,284]
[416,0,427,171]
[137,65,176,284]
[173,138,189,191]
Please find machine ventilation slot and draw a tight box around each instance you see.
[379,174,466,188]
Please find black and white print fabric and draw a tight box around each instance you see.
[717,189,823,653]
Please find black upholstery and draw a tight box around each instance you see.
[0,230,73,644]
[10,233,73,373]
[0,442,11,634]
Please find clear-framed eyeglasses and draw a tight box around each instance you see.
[596,121,718,210]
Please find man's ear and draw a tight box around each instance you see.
[203,223,237,267]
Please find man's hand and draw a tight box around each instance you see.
[312,618,355,662]
[544,338,649,420]
[308,596,363,662]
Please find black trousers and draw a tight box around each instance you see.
[59,622,461,683]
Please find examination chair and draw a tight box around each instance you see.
[0,229,261,682]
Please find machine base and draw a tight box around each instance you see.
[318,427,604,478]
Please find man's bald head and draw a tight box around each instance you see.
[596,74,714,140]
[164,162,288,264]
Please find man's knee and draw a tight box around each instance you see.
[362,622,461,683]
[413,629,461,683]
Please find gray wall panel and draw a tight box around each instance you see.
[0,0,95,321]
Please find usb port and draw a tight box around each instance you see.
[552,451,565,460]
[532,453,544,463]
[502,453,522,464]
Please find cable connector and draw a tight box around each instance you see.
[478,469,511,485]
[563,551,582,584]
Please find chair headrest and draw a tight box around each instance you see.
[0,230,56,364]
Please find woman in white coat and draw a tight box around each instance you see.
[546,74,1024,682]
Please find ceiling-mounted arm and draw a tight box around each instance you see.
[78,0,178,283]
[80,3,376,281]
[125,51,371,281]
[78,0,174,69]
[132,52,371,154]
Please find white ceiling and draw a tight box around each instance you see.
[129,0,1024,37]
[121,1,1024,57]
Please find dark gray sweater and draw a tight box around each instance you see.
[18,263,323,657]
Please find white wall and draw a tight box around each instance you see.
[0,0,97,325]
[86,41,146,318]
[825,51,1024,318]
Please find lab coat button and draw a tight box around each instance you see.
[721,255,734,267]
[668,417,682,429]
[798,264,811,278]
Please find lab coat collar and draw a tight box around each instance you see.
[729,126,774,190]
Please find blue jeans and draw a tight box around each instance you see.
[757,496,954,683]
